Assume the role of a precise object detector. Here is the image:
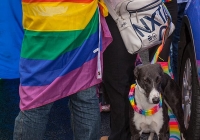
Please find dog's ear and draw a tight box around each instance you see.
[134,65,141,79]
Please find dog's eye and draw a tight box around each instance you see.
[144,78,150,83]
[156,76,161,83]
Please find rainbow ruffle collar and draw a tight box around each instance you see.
[128,84,162,116]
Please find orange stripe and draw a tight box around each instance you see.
[23,0,93,3]
[170,126,179,129]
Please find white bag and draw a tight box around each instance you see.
[104,0,175,54]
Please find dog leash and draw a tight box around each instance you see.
[150,3,174,79]
[164,98,181,140]
[129,84,181,140]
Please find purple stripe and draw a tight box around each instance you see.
[100,13,113,52]
[19,57,102,110]
[169,118,177,122]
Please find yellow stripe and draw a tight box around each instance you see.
[22,0,98,31]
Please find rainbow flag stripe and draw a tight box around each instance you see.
[19,0,112,110]
[163,0,172,2]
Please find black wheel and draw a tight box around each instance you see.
[179,43,200,140]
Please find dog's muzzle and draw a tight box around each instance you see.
[152,97,160,104]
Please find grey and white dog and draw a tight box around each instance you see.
[129,63,186,140]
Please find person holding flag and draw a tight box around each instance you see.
[13,0,112,139]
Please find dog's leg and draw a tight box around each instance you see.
[157,110,169,140]
[130,106,141,140]
[148,133,154,140]
[148,121,159,140]
[181,133,185,140]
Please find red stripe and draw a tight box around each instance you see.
[164,0,172,2]
[23,0,93,3]
[169,122,178,125]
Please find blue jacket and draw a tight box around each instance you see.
[0,0,23,79]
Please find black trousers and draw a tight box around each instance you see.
[103,15,137,140]
[149,0,178,62]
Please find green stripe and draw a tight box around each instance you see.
[21,10,98,60]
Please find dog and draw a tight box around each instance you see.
[129,63,186,140]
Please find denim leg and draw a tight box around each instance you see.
[171,2,187,81]
[69,86,101,140]
[13,103,53,140]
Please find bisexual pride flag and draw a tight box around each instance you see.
[19,0,112,110]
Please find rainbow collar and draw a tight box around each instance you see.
[128,84,162,116]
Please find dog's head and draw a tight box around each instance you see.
[134,63,164,104]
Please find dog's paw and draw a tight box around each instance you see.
[148,133,154,140]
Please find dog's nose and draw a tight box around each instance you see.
[152,97,160,104]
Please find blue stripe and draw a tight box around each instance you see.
[169,115,176,119]
[20,31,100,86]
[169,136,181,140]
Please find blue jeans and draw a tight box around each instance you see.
[13,86,100,140]
[170,2,187,81]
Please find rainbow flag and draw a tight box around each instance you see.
[19,0,112,110]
